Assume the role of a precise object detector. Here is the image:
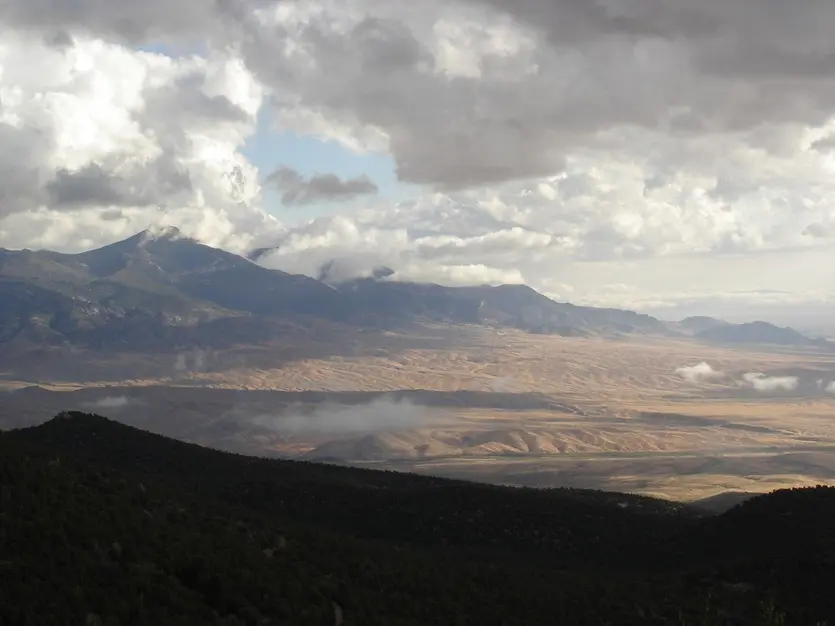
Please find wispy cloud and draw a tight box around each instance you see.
[250,397,426,436]
[84,396,131,409]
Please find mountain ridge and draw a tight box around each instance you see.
[4,410,835,624]
[1,230,829,353]
[695,320,832,348]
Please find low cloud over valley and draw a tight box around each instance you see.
[675,363,808,394]
[675,362,724,383]
[82,396,132,410]
[741,373,799,393]
[249,397,428,436]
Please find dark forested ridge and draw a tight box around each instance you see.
[3,412,835,625]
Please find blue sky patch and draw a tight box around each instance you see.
[242,109,419,220]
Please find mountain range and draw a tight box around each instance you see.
[0,227,828,353]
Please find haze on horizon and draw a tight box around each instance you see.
[2,0,835,329]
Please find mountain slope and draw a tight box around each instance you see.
[336,279,667,335]
[13,412,693,565]
[0,230,673,351]
[68,227,345,317]
[4,412,835,625]
[6,230,832,355]
[674,316,732,335]
[0,229,350,350]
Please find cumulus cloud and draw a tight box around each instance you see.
[264,166,379,205]
[232,0,835,305]
[237,0,835,192]
[0,32,278,253]
[677,363,803,392]
[255,204,530,287]
[742,372,799,392]
[676,362,724,383]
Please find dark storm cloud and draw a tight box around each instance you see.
[47,163,136,207]
[240,0,835,189]
[46,157,192,209]
[0,0,248,43]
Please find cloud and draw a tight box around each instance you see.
[251,397,427,435]
[47,164,139,208]
[248,125,835,295]
[21,0,835,190]
[255,205,530,287]
[4,0,835,323]
[245,4,566,189]
[45,159,192,208]
[676,362,724,383]
[472,0,835,90]
[174,348,213,373]
[84,396,130,409]
[742,372,799,392]
[0,122,54,217]
[0,32,278,253]
[825,381,835,394]
[386,262,523,286]
[810,135,835,152]
[264,166,379,205]
[236,0,835,194]
[0,0,245,44]
[677,363,802,392]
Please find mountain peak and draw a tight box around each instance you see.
[138,224,184,243]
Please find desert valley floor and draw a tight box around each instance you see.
[4,326,835,503]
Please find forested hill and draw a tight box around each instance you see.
[3,412,835,625]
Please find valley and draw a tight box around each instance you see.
[5,325,835,504]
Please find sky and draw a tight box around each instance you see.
[2,0,835,328]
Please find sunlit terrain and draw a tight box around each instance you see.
[4,327,835,504]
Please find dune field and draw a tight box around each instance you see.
[4,327,835,503]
